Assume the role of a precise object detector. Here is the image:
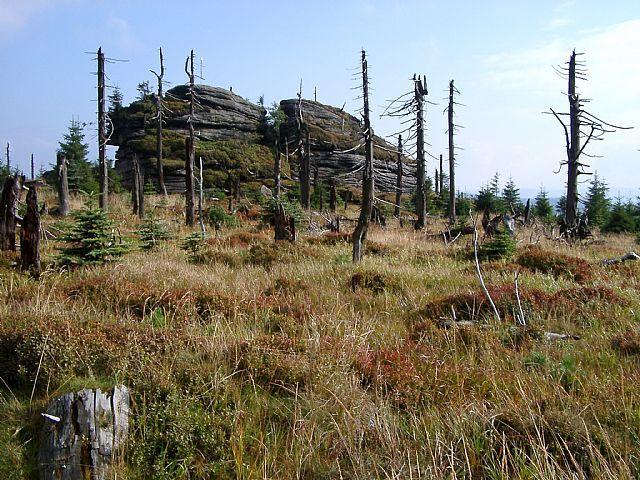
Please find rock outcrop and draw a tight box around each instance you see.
[279,99,416,193]
[109,85,416,194]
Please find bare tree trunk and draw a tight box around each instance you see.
[435,169,439,196]
[566,51,580,229]
[198,156,206,237]
[5,142,9,173]
[97,47,108,211]
[394,134,403,218]
[56,153,70,216]
[274,138,281,198]
[185,50,196,227]
[20,185,40,278]
[448,80,456,225]
[30,154,35,180]
[296,84,311,210]
[274,202,295,241]
[329,179,337,213]
[352,50,374,263]
[414,75,428,229]
[132,155,139,215]
[0,176,20,251]
[439,154,444,195]
[152,47,167,196]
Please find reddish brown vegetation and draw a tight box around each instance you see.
[611,330,640,355]
[517,246,592,282]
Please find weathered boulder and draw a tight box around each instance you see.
[279,99,417,193]
[38,385,130,480]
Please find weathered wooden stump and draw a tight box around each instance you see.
[38,385,130,480]
[20,185,41,278]
[274,202,295,241]
[0,175,21,251]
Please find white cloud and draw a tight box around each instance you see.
[107,15,143,53]
[0,0,65,37]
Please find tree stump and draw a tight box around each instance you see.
[274,202,295,241]
[20,185,41,278]
[38,385,130,480]
[0,175,21,251]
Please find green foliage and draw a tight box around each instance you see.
[585,173,611,227]
[501,177,522,211]
[534,187,554,223]
[455,193,475,217]
[555,195,566,218]
[108,86,124,112]
[479,230,516,261]
[602,200,636,233]
[181,232,205,261]
[208,205,239,229]
[263,196,303,224]
[58,119,99,193]
[137,214,171,251]
[475,184,500,213]
[57,203,127,266]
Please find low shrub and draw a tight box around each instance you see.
[517,246,592,282]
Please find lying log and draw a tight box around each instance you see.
[602,251,640,265]
[38,386,130,480]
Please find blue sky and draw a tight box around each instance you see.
[0,0,638,198]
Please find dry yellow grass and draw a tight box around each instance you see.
[1,191,640,479]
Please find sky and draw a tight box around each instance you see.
[0,0,638,199]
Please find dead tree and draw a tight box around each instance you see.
[131,155,144,219]
[0,176,20,251]
[274,203,295,241]
[549,50,631,233]
[97,47,108,211]
[439,153,444,194]
[274,137,281,198]
[381,74,430,226]
[296,81,311,210]
[329,178,337,213]
[5,142,9,173]
[197,156,206,237]
[352,50,374,263]
[184,50,196,227]
[30,154,35,180]
[150,47,168,196]
[20,185,41,278]
[56,153,70,216]
[447,80,460,225]
[394,134,403,217]
[434,168,439,196]
[414,75,428,228]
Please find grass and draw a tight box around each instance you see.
[1,189,640,478]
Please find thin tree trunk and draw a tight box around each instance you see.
[97,47,108,211]
[152,47,167,196]
[435,169,439,196]
[30,154,35,180]
[20,185,41,278]
[448,80,456,225]
[132,155,140,216]
[56,153,70,217]
[352,50,374,263]
[566,51,580,229]
[274,138,281,198]
[198,156,205,237]
[329,179,337,213]
[394,134,403,218]
[185,50,196,227]
[0,176,20,251]
[5,142,9,173]
[439,154,444,196]
[414,75,427,229]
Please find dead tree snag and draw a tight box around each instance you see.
[0,176,20,251]
[20,185,41,278]
[97,47,108,211]
[56,153,70,216]
[184,50,196,227]
[352,50,374,263]
[150,47,168,196]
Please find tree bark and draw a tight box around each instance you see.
[97,47,108,211]
[352,50,374,263]
[439,153,444,195]
[56,153,70,216]
[274,138,281,198]
[185,50,196,227]
[38,386,130,480]
[394,134,403,218]
[566,51,580,229]
[20,185,40,278]
[414,75,427,229]
[329,179,337,213]
[153,47,167,196]
[0,176,20,251]
[448,80,456,225]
